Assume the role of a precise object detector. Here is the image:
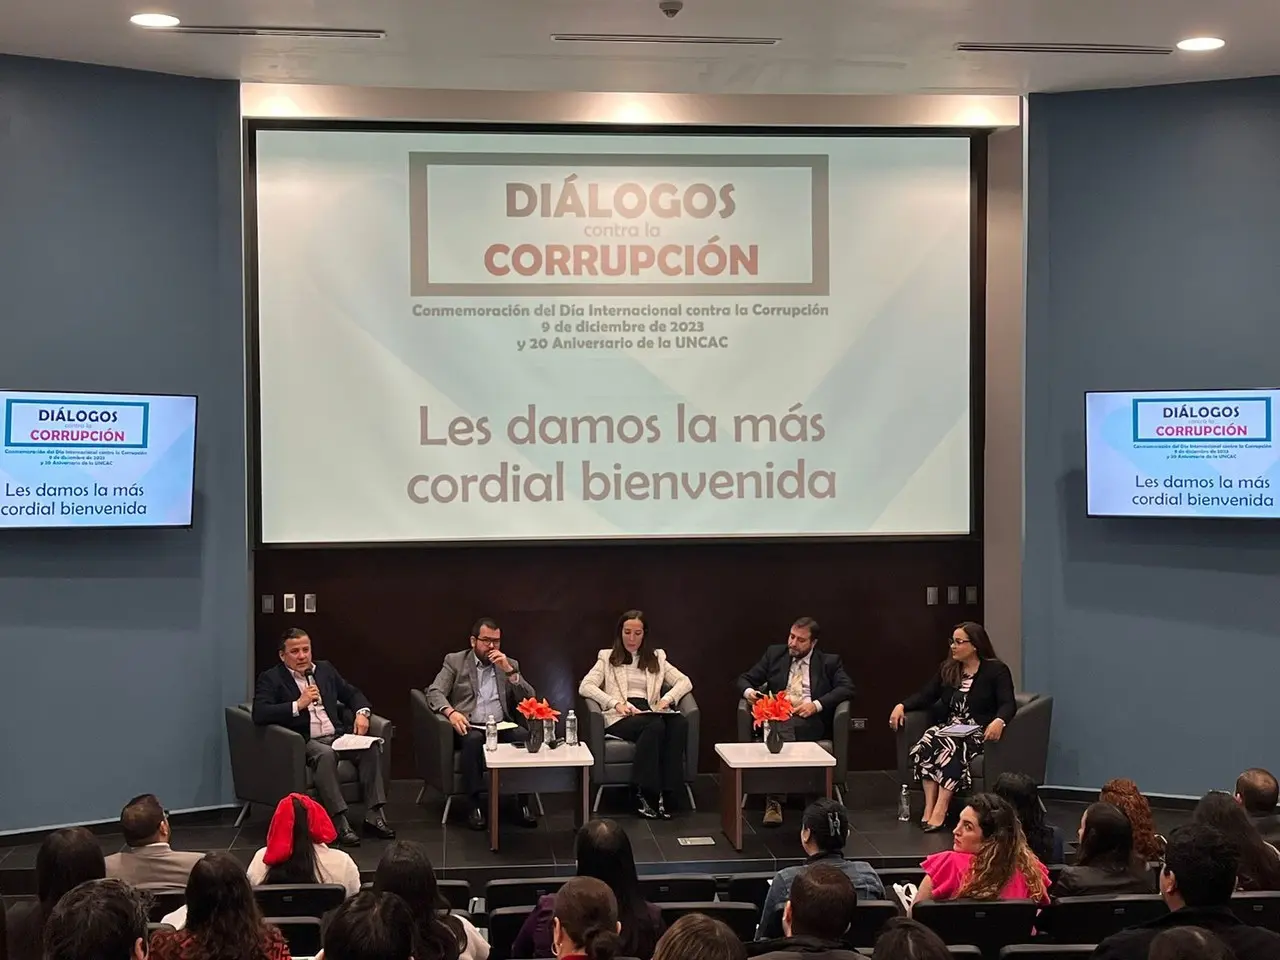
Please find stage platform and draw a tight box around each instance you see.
[0,773,1193,896]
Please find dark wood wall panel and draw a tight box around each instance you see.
[253,540,982,778]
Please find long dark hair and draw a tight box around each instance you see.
[940,622,997,688]
[553,876,621,960]
[183,853,283,960]
[575,820,661,960]
[372,841,463,960]
[262,796,321,885]
[13,829,107,960]
[870,919,950,960]
[608,609,659,673]
[801,799,851,855]
[992,773,1056,864]
[1077,802,1142,874]
[1192,791,1280,892]
[957,793,1047,902]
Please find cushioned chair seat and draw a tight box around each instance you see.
[604,740,636,762]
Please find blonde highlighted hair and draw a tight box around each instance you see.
[956,793,1048,902]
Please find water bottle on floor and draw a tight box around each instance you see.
[897,784,911,822]
[565,709,578,746]
[485,714,498,752]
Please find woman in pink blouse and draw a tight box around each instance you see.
[912,793,1049,909]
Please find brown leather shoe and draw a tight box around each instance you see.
[763,798,784,827]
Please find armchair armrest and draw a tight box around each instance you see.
[410,689,455,797]
[984,695,1053,786]
[581,696,608,781]
[829,700,851,783]
[225,704,306,807]
[367,713,394,793]
[675,692,700,781]
[895,709,933,787]
[736,698,753,741]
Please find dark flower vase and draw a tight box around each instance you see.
[526,720,544,753]
[765,722,784,754]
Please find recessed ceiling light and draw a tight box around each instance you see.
[130,13,181,28]
[1176,36,1225,52]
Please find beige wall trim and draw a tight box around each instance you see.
[241,85,1020,128]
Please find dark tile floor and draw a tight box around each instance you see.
[0,773,1194,892]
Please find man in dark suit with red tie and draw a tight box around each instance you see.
[737,616,854,826]
[252,627,395,846]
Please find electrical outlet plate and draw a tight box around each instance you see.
[851,717,867,730]
[283,593,297,613]
[947,585,961,605]
[260,594,275,614]
[926,586,939,606]
[965,585,979,605]
[304,593,317,613]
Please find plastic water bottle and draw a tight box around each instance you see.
[485,714,498,752]
[897,785,911,822]
[565,710,578,746]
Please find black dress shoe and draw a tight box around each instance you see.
[336,827,362,847]
[519,804,538,828]
[922,822,948,833]
[364,814,396,840]
[635,790,659,820]
[467,807,487,831]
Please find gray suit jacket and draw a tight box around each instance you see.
[426,649,535,722]
[104,843,204,890]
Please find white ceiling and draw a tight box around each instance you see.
[1,0,1278,95]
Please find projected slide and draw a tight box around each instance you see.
[255,129,972,543]
[0,391,197,528]
[1086,389,1280,518]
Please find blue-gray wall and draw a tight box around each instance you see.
[0,56,247,831]
[1024,77,1280,796]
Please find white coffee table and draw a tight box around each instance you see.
[715,741,836,851]
[485,742,594,852]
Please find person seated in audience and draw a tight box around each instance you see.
[1191,791,1280,891]
[1050,802,1156,898]
[1234,768,1280,847]
[104,794,203,891]
[253,628,394,847]
[373,840,488,960]
[5,827,106,960]
[1091,823,1280,960]
[909,793,1049,911]
[992,773,1064,864]
[548,877,622,960]
[42,878,150,960]
[253,794,361,895]
[755,800,883,939]
[1148,927,1238,960]
[748,865,861,960]
[889,622,1015,832]
[579,609,693,819]
[738,617,854,827]
[320,891,417,960]
[868,919,950,960]
[512,819,664,960]
[150,853,290,960]
[1100,778,1164,863]
[653,915,746,960]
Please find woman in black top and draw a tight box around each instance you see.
[1192,791,1280,891]
[1050,802,1156,898]
[889,622,1015,831]
[5,828,105,960]
[994,773,1065,864]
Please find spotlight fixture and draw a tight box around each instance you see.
[130,13,181,28]
[1176,37,1225,52]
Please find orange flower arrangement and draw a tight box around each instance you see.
[751,692,793,728]
[517,697,561,721]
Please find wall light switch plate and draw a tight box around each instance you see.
[926,586,939,606]
[851,717,867,731]
[283,593,297,613]
[965,586,979,605]
[260,594,275,614]
[947,585,961,605]
[304,593,317,614]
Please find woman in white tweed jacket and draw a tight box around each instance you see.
[579,609,693,820]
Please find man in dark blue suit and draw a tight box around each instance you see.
[253,627,395,846]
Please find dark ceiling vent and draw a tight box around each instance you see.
[168,26,385,39]
[552,34,779,45]
[956,41,1172,55]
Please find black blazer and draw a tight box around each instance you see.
[901,658,1016,729]
[252,660,372,741]
[736,645,854,714]
[1049,863,1157,899]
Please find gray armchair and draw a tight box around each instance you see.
[224,703,393,826]
[895,692,1054,801]
[581,692,700,812]
[410,688,466,823]
[735,698,850,802]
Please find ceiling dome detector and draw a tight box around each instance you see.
[130,13,181,28]
[1176,37,1225,52]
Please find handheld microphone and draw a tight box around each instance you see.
[304,668,316,693]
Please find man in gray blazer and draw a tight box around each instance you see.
[427,617,538,830]
[104,794,203,890]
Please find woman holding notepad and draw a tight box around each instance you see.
[889,622,1016,832]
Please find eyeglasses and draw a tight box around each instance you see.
[948,637,973,647]
[474,637,501,646]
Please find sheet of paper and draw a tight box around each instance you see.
[469,720,519,732]
[330,734,384,751]
[936,723,981,737]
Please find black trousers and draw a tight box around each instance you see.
[457,725,528,799]
[304,735,387,817]
[609,711,689,795]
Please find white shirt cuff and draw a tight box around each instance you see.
[814,700,823,712]
[745,688,757,700]
[292,702,299,717]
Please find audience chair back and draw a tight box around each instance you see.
[637,875,716,903]
[912,899,1038,958]
[488,905,535,960]
[657,902,758,942]
[484,877,566,914]
[267,917,323,957]
[1042,894,1167,943]
[999,948,1097,960]
[846,901,900,948]
[725,873,775,912]
[253,883,347,918]
[145,890,187,922]
[1231,890,1280,934]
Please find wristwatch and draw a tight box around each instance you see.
[356,708,371,717]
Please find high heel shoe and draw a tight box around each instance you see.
[922,822,948,833]
[658,794,673,820]
[635,789,659,820]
